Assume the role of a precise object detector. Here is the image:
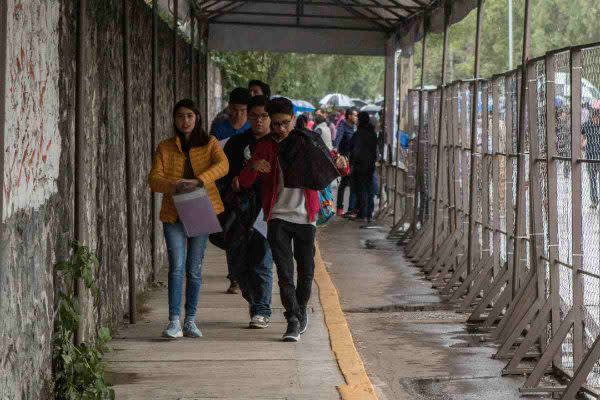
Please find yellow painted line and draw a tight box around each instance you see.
[314,244,379,400]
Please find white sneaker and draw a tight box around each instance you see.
[249,315,270,329]
[162,320,183,338]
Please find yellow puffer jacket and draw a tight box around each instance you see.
[148,135,229,223]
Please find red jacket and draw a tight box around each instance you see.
[239,137,320,223]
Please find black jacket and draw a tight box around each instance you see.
[350,125,378,177]
[210,131,264,253]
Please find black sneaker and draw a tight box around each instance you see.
[282,319,300,342]
[299,309,308,334]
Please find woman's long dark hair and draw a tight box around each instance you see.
[295,114,309,130]
[358,111,374,132]
[173,98,210,147]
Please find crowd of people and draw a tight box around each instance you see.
[148,79,381,343]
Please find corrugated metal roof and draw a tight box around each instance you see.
[196,0,434,33]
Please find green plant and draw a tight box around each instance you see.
[53,242,115,400]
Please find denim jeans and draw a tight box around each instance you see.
[336,176,357,212]
[267,219,316,322]
[163,222,209,321]
[227,232,273,317]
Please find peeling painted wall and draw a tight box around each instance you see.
[0,0,222,398]
[3,0,62,221]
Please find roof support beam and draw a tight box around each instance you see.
[208,2,248,19]
[359,0,408,20]
[383,0,420,14]
[209,20,386,31]
[217,10,401,21]
[202,0,414,10]
[331,0,392,30]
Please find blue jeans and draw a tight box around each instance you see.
[163,222,209,321]
[227,232,273,317]
[336,176,358,212]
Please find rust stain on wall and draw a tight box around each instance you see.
[3,0,61,221]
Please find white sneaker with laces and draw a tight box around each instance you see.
[249,315,270,329]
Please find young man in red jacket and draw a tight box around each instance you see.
[238,97,320,342]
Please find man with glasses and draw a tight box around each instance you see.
[220,95,273,328]
[238,97,344,341]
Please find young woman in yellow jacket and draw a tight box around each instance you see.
[148,99,229,338]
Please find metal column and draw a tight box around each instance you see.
[191,15,196,100]
[151,0,159,283]
[196,17,202,107]
[201,19,210,131]
[74,0,88,345]
[123,0,136,324]
[173,0,179,101]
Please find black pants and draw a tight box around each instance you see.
[589,162,599,205]
[267,219,316,322]
[354,172,374,219]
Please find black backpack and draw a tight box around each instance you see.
[278,128,340,191]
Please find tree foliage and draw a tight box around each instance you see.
[211,51,385,104]
[414,0,600,85]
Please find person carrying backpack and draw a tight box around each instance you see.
[238,97,346,342]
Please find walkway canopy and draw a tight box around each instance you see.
[198,0,477,56]
[194,0,478,142]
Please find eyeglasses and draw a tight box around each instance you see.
[272,120,292,129]
[248,113,270,121]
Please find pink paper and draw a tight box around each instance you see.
[172,188,222,237]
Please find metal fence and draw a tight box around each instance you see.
[383,42,600,399]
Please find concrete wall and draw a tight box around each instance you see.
[0,0,222,398]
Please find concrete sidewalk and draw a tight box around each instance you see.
[105,245,344,399]
[318,219,550,400]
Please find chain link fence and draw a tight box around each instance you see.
[384,41,600,397]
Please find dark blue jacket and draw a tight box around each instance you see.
[334,120,356,156]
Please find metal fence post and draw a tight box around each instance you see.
[411,17,428,233]
[123,0,136,325]
[466,0,484,276]
[544,52,561,366]
[505,75,515,302]
[511,0,531,299]
[570,48,584,368]
[392,53,403,227]
[431,2,450,254]
[526,61,547,346]
[491,78,502,278]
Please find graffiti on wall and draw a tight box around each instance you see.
[3,0,61,221]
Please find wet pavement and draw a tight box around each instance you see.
[318,218,551,400]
